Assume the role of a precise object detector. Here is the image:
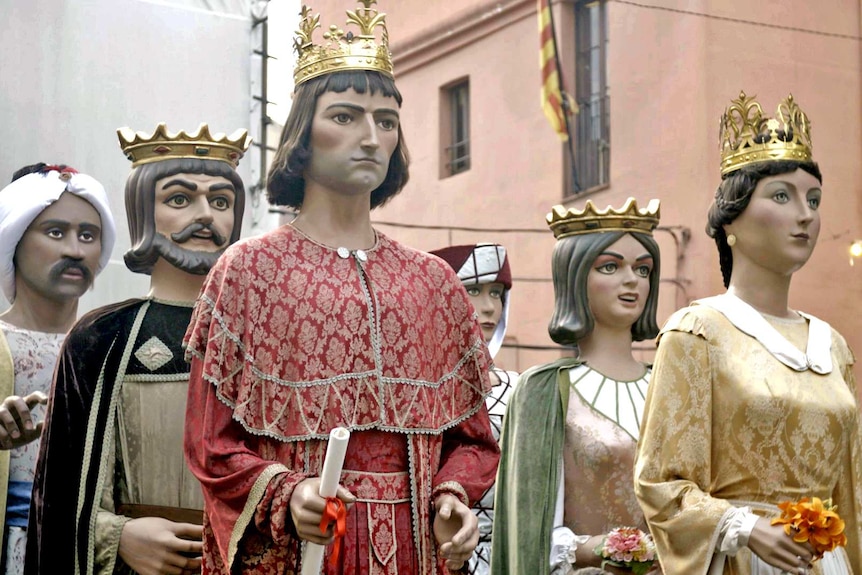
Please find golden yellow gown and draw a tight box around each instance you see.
[635,297,861,575]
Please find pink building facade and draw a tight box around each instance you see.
[310,0,862,377]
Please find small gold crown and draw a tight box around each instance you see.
[293,1,393,87]
[719,91,813,175]
[117,123,251,168]
[547,197,661,239]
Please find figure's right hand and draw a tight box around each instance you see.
[0,391,47,449]
[289,477,356,544]
[748,517,815,574]
[118,517,203,575]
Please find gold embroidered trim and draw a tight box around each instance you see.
[123,373,189,383]
[80,301,151,575]
[227,463,289,569]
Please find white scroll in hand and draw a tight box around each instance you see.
[300,427,351,575]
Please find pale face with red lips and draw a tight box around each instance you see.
[465,282,505,343]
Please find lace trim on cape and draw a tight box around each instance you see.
[188,294,489,441]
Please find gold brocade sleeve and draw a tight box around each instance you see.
[833,339,862,573]
[634,325,731,575]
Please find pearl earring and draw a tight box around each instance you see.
[727,234,737,247]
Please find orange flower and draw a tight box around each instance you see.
[772,497,847,558]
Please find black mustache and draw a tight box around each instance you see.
[49,259,93,284]
[170,223,227,246]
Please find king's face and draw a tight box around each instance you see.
[153,172,236,252]
[303,87,400,197]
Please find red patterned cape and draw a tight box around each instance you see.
[183,226,499,574]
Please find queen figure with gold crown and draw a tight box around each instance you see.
[635,93,862,575]
[491,197,663,575]
[181,2,500,574]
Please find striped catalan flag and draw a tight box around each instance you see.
[538,0,575,140]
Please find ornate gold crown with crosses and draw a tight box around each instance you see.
[719,91,813,175]
[547,197,661,239]
[117,123,251,168]
[293,0,393,87]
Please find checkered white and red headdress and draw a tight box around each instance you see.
[430,243,512,358]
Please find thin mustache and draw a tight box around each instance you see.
[171,223,227,246]
[49,259,92,283]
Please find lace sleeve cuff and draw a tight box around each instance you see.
[550,526,591,575]
[95,509,131,575]
[716,506,760,554]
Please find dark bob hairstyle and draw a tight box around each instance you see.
[547,230,661,345]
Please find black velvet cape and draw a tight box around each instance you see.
[24,298,193,574]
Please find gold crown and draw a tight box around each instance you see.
[293,1,393,87]
[547,197,661,239]
[719,91,813,175]
[117,123,251,168]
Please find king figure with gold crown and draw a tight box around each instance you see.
[25,123,251,575]
[180,2,501,574]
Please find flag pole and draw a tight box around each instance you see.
[545,0,581,193]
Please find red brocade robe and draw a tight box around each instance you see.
[183,226,500,575]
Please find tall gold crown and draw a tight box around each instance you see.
[117,123,251,168]
[547,197,661,239]
[719,91,813,175]
[293,1,393,86]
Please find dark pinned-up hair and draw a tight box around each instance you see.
[706,160,822,288]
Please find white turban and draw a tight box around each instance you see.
[0,169,116,302]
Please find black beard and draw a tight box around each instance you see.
[151,233,224,275]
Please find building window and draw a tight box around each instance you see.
[441,79,470,177]
[573,0,609,192]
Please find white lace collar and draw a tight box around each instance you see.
[696,292,832,374]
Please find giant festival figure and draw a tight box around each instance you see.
[0,164,115,575]
[491,198,662,575]
[635,92,861,575]
[25,124,249,575]
[429,242,517,575]
[180,2,499,574]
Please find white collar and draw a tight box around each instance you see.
[695,292,832,374]
[568,364,650,441]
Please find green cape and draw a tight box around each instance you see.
[490,357,581,575]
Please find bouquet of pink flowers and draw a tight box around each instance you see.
[594,527,657,575]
